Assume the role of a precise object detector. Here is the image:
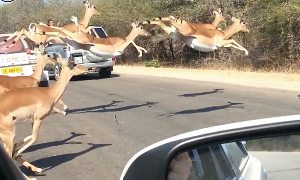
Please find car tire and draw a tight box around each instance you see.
[54,62,61,81]
[39,81,49,87]
[99,69,111,78]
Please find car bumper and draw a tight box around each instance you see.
[45,61,115,75]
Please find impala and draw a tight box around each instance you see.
[45,18,151,58]
[169,16,250,55]
[0,56,87,180]
[143,9,225,42]
[0,47,69,116]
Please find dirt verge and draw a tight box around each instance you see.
[114,65,300,91]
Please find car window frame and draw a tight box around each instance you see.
[173,144,237,180]
[221,142,250,176]
[0,143,26,180]
[89,26,108,38]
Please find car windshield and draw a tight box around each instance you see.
[0,36,25,54]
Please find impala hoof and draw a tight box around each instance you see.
[35,168,43,173]
[28,177,37,180]
[245,52,249,56]
[33,166,51,174]
[62,111,67,116]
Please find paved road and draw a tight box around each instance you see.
[249,151,300,180]
[15,72,300,180]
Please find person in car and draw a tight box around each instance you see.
[47,19,60,27]
[168,152,192,180]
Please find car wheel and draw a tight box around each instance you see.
[39,81,49,87]
[99,69,111,78]
[54,62,61,81]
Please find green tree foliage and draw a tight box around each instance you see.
[0,0,299,72]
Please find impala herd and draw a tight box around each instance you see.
[0,1,250,179]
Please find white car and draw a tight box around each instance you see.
[0,34,49,86]
[120,115,300,180]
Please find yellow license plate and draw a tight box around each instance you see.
[1,67,23,74]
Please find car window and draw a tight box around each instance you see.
[0,36,25,54]
[90,27,107,38]
[171,145,236,180]
[223,142,248,171]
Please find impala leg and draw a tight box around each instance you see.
[13,119,42,162]
[220,39,248,55]
[114,40,137,56]
[131,41,147,57]
[0,130,15,158]
[52,106,67,116]
[46,26,94,45]
[144,20,173,35]
[0,31,19,45]
[15,155,43,174]
[153,16,172,21]
[82,26,94,34]
[58,99,68,110]
[0,132,36,180]
[7,29,43,49]
[13,135,32,153]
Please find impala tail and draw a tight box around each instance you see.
[70,16,79,25]
[28,23,37,34]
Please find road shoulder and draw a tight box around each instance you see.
[114,65,300,91]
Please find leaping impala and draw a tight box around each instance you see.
[167,16,250,55]
[0,49,69,116]
[0,0,100,48]
[147,15,249,55]
[142,9,226,42]
[0,56,87,180]
[45,18,151,58]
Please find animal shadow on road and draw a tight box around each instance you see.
[21,143,111,177]
[68,100,159,114]
[157,102,244,117]
[178,89,224,97]
[71,73,120,81]
[22,132,86,154]
[49,73,120,81]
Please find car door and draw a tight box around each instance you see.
[0,143,26,180]
[120,115,300,180]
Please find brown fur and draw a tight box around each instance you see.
[47,21,150,57]
[0,57,87,180]
[0,53,68,115]
[155,16,250,55]
[151,10,225,37]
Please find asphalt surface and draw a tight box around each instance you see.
[249,151,300,180]
[14,72,300,180]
